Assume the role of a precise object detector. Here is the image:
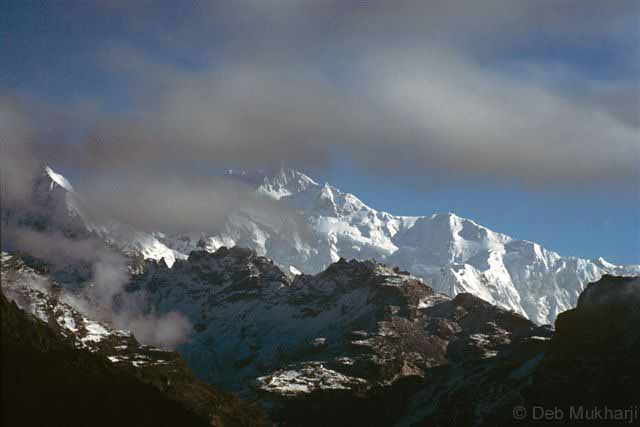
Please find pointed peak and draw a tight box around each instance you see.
[431,212,463,221]
[273,167,318,185]
[321,182,333,191]
[594,256,616,269]
[258,168,319,199]
[428,212,489,231]
[44,165,75,192]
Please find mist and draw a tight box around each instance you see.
[114,311,193,349]
[3,227,192,349]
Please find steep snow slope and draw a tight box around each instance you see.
[160,168,638,324]
[159,169,418,273]
[38,166,181,266]
[29,166,640,324]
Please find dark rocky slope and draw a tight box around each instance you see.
[129,248,549,426]
[4,236,638,426]
[515,275,640,425]
[0,274,268,427]
[400,275,640,427]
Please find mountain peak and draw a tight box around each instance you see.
[593,256,616,269]
[25,163,640,327]
[258,167,318,199]
[44,165,75,192]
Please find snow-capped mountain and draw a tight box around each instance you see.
[11,166,184,266]
[164,168,640,324]
[15,165,640,325]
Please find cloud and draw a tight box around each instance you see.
[3,0,638,203]
[0,96,39,205]
[113,310,193,349]
[94,1,637,52]
[4,228,129,305]
[5,228,107,267]
[583,82,640,129]
[40,42,637,190]
[361,48,639,185]
[4,227,192,348]
[92,251,130,304]
[0,94,103,206]
[76,170,312,236]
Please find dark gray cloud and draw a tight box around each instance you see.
[3,0,638,213]
[584,83,640,129]
[76,169,312,237]
[44,43,637,189]
[361,48,639,185]
[0,96,39,205]
[92,1,637,51]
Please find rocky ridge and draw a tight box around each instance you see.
[126,246,552,425]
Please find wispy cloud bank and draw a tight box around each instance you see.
[2,0,638,215]
[5,227,192,348]
[50,42,638,188]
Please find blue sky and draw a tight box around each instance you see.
[321,158,639,264]
[3,1,639,264]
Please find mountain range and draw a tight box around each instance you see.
[3,244,638,426]
[17,165,639,325]
[2,165,639,425]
